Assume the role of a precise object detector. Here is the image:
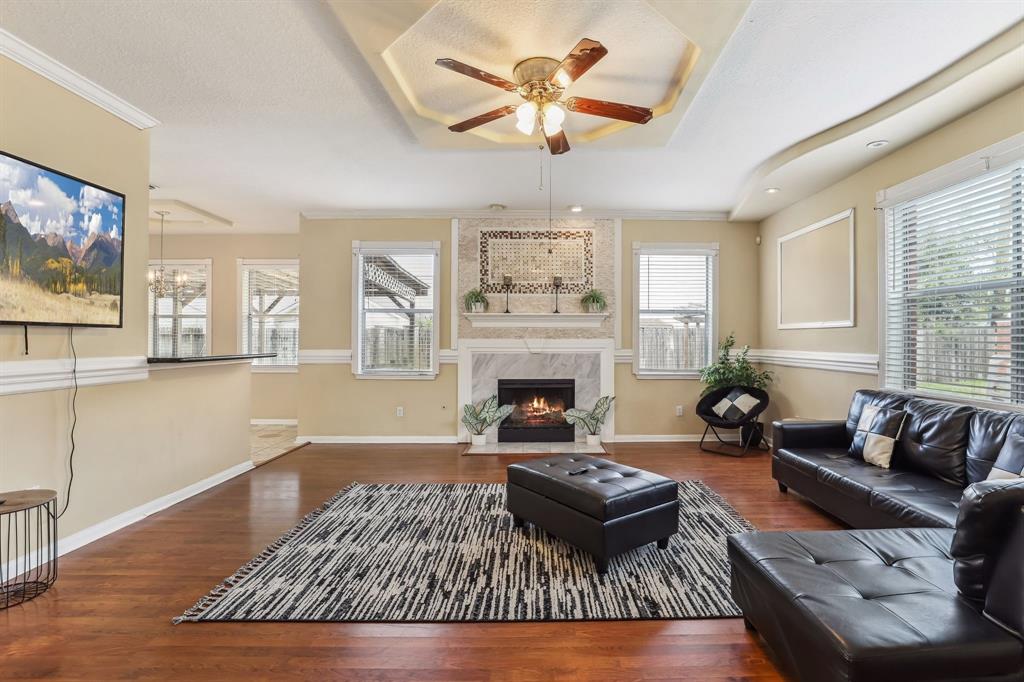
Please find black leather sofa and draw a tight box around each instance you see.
[772,389,1023,529]
[730,479,1024,681]
[725,389,1024,681]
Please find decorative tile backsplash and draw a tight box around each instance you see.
[480,230,593,294]
[458,218,615,339]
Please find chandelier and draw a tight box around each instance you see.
[148,210,186,298]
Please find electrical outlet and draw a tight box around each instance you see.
[396,406,404,418]
[675,405,684,417]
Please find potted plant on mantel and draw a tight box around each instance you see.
[698,333,774,445]
[580,289,607,313]
[463,288,488,313]
[462,395,514,446]
[565,395,615,446]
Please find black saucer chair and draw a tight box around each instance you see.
[696,386,771,457]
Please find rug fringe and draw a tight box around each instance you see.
[685,480,757,532]
[172,481,360,624]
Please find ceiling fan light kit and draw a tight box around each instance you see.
[436,38,654,155]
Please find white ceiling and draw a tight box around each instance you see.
[0,0,1021,233]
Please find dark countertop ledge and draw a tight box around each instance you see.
[147,353,276,364]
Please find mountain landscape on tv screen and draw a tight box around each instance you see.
[0,154,124,326]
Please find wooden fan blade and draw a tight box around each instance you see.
[565,97,653,124]
[448,105,518,132]
[435,58,520,92]
[545,129,571,155]
[547,39,607,86]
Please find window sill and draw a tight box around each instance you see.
[252,365,299,374]
[354,371,439,381]
[633,370,702,380]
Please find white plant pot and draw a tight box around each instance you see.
[470,434,487,446]
[586,434,602,446]
[470,302,485,313]
[586,303,604,314]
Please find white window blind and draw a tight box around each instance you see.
[354,243,438,376]
[147,261,210,358]
[634,244,717,375]
[240,262,299,366]
[884,159,1024,406]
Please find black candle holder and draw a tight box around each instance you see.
[503,275,512,314]
[553,276,562,313]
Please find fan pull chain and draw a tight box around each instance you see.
[538,144,545,191]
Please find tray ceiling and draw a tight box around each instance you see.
[329,0,747,149]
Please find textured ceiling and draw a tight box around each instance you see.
[379,0,696,144]
[0,0,1021,233]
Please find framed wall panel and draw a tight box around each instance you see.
[777,208,855,329]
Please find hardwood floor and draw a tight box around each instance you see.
[2,443,840,681]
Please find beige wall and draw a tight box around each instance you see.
[616,219,759,435]
[758,86,1024,423]
[298,217,456,437]
[150,233,300,420]
[0,57,250,541]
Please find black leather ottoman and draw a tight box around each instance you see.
[506,455,679,573]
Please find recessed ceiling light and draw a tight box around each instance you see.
[488,203,506,212]
[764,187,781,195]
[568,205,583,213]
[866,140,889,149]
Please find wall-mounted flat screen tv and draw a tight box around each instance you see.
[0,151,126,328]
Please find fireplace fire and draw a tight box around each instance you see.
[497,379,575,442]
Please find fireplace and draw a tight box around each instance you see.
[497,379,575,442]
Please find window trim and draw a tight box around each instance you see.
[877,134,1024,412]
[146,258,212,358]
[351,240,441,379]
[631,242,719,379]
[237,258,300,372]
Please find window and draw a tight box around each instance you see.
[633,243,718,376]
[353,241,439,377]
[147,260,211,358]
[883,158,1023,406]
[240,260,300,367]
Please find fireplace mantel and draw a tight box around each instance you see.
[462,312,609,329]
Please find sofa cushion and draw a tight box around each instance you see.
[849,405,907,468]
[728,528,1024,681]
[986,432,1024,480]
[951,478,1024,602]
[845,389,910,444]
[897,398,974,487]
[868,487,962,528]
[967,409,1024,483]
[774,447,851,478]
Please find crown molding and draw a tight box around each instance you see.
[0,28,159,130]
[301,209,731,222]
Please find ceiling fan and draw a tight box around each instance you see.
[436,38,653,155]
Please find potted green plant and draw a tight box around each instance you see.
[462,395,514,446]
[564,395,615,446]
[580,289,607,313]
[699,333,774,444]
[463,288,488,313]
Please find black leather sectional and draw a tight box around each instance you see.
[728,389,1024,681]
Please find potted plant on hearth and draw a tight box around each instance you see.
[463,288,488,313]
[580,289,607,313]
[698,333,774,451]
[462,395,514,446]
[564,395,615,446]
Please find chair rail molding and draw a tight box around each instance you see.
[298,349,458,365]
[744,348,879,375]
[0,355,149,396]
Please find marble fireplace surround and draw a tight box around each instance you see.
[456,339,615,443]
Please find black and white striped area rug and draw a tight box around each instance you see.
[175,481,753,623]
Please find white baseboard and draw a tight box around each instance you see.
[4,460,254,580]
[298,435,460,444]
[611,433,742,443]
[251,419,298,426]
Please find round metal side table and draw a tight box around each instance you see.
[0,489,58,609]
